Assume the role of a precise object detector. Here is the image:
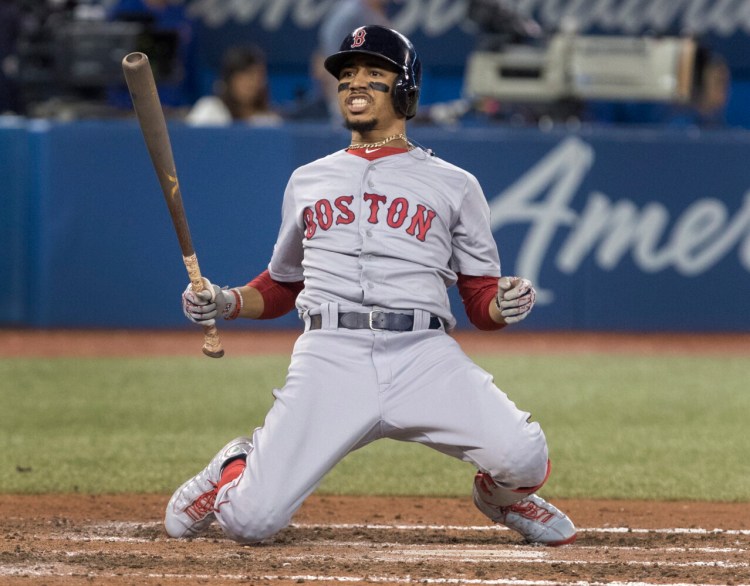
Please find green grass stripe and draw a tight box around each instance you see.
[1,354,748,500]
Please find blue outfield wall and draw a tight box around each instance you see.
[0,119,31,325]
[1,120,749,332]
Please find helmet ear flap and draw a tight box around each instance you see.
[399,50,422,119]
[403,87,420,119]
[392,76,420,119]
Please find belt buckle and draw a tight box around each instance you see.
[368,310,384,331]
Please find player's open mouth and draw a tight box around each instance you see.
[346,95,371,113]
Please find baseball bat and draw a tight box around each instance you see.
[122,52,224,358]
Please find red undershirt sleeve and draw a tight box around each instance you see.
[456,273,505,331]
[247,270,304,319]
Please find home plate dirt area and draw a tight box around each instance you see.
[1,494,749,585]
[2,330,750,585]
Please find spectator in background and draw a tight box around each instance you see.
[108,0,198,108]
[669,54,731,128]
[305,0,392,123]
[186,45,282,126]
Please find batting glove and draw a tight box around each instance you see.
[182,278,243,326]
[495,276,536,324]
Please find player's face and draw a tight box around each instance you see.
[337,56,400,132]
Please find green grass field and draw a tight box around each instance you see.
[2,352,748,501]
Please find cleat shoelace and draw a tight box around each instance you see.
[502,500,554,524]
[184,485,218,521]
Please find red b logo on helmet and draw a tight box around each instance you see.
[351,28,367,48]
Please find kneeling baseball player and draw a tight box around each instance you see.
[167,25,577,547]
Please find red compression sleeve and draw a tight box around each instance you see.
[247,270,304,319]
[456,273,505,331]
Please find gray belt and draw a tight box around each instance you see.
[309,310,443,332]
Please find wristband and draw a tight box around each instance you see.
[224,288,243,320]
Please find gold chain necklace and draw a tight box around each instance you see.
[347,133,410,150]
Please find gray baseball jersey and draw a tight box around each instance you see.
[212,148,549,542]
[268,147,502,330]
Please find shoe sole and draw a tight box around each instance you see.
[542,532,578,547]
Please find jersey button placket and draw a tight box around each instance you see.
[360,166,377,301]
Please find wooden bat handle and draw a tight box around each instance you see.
[183,254,224,359]
[122,52,224,358]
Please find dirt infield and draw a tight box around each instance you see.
[3,328,750,357]
[2,329,749,585]
[1,494,748,585]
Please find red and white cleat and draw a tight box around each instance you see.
[474,474,577,546]
[164,436,252,538]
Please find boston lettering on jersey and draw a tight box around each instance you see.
[303,193,437,241]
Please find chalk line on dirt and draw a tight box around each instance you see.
[0,566,746,586]
[44,519,750,536]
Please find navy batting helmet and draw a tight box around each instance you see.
[324,25,422,119]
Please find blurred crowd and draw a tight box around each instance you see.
[0,0,733,129]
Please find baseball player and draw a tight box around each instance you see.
[166,25,577,547]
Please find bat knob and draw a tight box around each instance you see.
[201,324,224,358]
[202,346,225,359]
